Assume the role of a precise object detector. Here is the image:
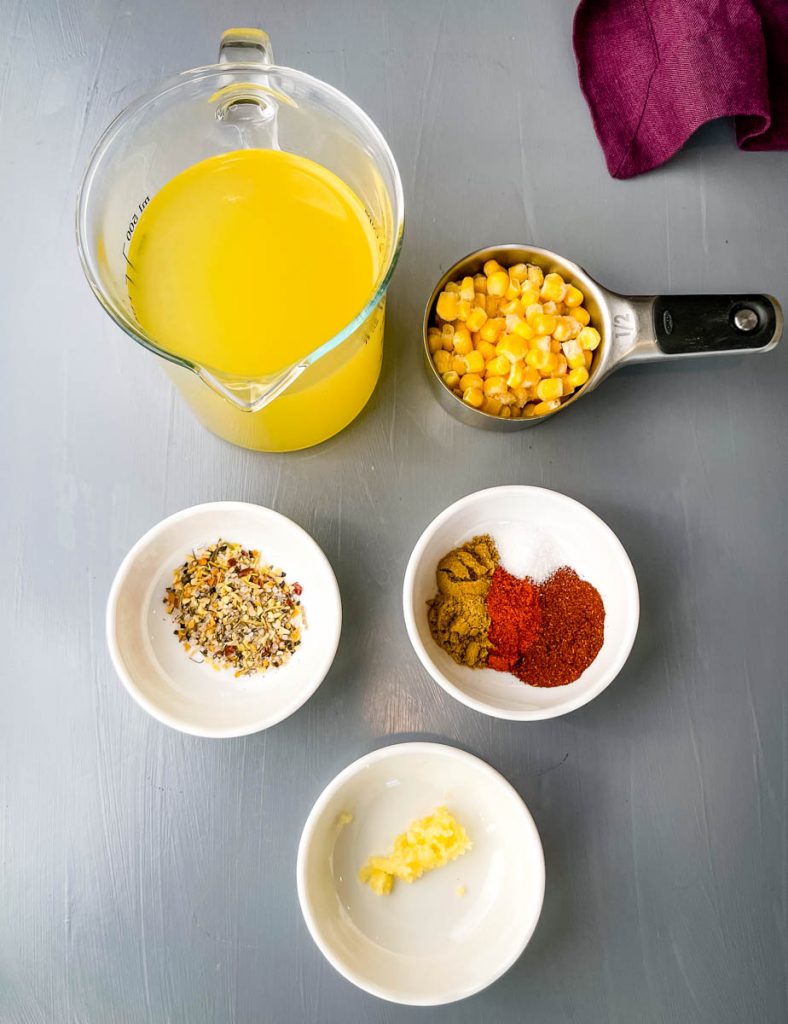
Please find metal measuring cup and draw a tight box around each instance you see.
[423,244,782,429]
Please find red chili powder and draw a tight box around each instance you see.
[515,567,605,687]
[485,565,541,673]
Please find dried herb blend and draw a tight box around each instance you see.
[164,540,303,676]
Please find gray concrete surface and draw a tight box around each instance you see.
[1,1,787,1021]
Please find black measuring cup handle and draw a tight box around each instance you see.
[652,294,781,355]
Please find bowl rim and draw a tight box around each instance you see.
[402,485,640,721]
[295,740,545,1006]
[105,500,342,738]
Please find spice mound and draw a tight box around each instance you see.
[163,540,303,677]
[427,537,605,687]
[427,534,499,667]
[358,806,472,896]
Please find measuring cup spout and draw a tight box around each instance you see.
[197,359,309,412]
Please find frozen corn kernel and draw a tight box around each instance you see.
[428,329,442,354]
[533,398,561,416]
[540,272,566,302]
[533,313,558,336]
[512,385,531,407]
[550,339,562,354]
[459,372,484,391]
[568,366,590,388]
[480,318,505,342]
[573,306,591,326]
[487,270,510,297]
[433,350,451,374]
[466,306,488,333]
[464,349,485,374]
[477,340,498,362]
[519,285,540,307]
[504,279,521,301]
[442,370,460,388]
[529,335,552,353]
[481,396,503,416]
[436,291,459,320]
[451,355,467,375]
[542,301,558,315]
[445,281,461,293]
[562,339,585,369]
[507,360,527,388]
[513,319,535,341]
[564,284,584,307]
[501,300,525,318]
[483,259,503,277]
[578,326,601,351]
[486,296,501,316]
[555,355,568,376]
[460,276,475,302]
[525,303,544,325]
[499,405,512,419]
[473,274,487,294]
[452,331,473,356]
[584,350,593,369]
[509,263,528,282]
[456,299,471,321]
[485,354,511,378]
[536,377,563,402]
[473,291,486,310]
[483,376,508,397]
[497,336,527,362]
[527,265,544,288]
[552,317,572,342]
[561,377,575,396]
[463,386,484,408]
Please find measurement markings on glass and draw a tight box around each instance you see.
[122,196,149,313]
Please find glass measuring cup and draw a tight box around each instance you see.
[77,29,404,452]
[424,244,782,428]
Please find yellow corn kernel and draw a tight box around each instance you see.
[486,296,501,316]
[533,398,561,416]
[519,285,540,307]
[497,336,527,362]
[529,335,552,353]
[542,353,561,375]
[487,270,510,297]
[533,313,558,336]
[573,306,591,326]
[483,259,503,277]
[542,301,558,316]
[427,328,442,354]
[483,375,508,397]
[555,355,568,376]
[501,299,525,318]
[465,307,488,333]
[507,360,527,389]
[451,355,467,374]
[460,276,475,302]
[520,367,540,388]
[578,326,601,351]
[568,366,590,388]
[477,341,497,362]
[561,376,575,396]
[436,291,459,320]
[473,291,487,311]
[584,350,593,368]
[562,339,585,369]
[525,303,544,325]
[456,299,471,321]
[485,354,511,378]
[550,339,562,354]
[463,386,484,408]
[512,385,531,407]
[536,377,563,401]
[525,349,543,369]
[442,370,460,389]
[564,284,584,307]
[498,388,517,405]
[527,265,544,288]
[459,372,484,392]
[505,314,524,334]
[508,262,528,282]
[441,322,455,342]
[473,274,487,294]
[513,319,535,341]
[445,281,461,293]
[452,330,473,355]
[499,405,512,419]
[481,396,503,416]
[552,317,572,342]
[504,280,521,301]
[464,349,485,374]
[433,350,451,374]
[480,317,505,343]
[540,272,566,302]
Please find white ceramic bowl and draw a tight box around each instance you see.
[403,486,639,720]
[297,742,544,1005]
[106,502,341,737]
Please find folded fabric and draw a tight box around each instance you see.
[573,0,788,179]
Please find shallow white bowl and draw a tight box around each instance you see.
[403,486,639,720]
[297,742,544,1006]
[106,502,341,737]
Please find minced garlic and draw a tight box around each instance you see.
[358,806,471,895]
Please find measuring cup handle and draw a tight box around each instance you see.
[608,293,782,368]
[219,28,274,64]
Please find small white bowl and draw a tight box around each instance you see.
[297,742,544,1006]
[403,486,639,720]
[106,502,341,737]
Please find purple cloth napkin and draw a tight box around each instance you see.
[573,0,788,179]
